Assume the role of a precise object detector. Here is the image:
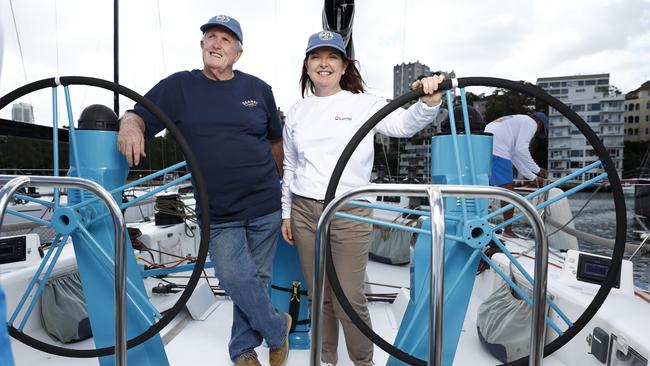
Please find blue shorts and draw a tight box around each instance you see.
[490,155,513,186]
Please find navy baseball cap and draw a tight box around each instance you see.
[531,112,548,138]
[200,15,243,44]
[305,31,346,56]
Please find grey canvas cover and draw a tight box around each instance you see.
[40,270,92,343]
[476,283,532,363]
[368,218,418,265]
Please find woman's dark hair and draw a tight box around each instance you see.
[299,50,366,97]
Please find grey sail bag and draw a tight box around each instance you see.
[40,270,92,343]
[368,218,418,265]
[476,266,551,363]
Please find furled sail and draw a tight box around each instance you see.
[322,0,355,58]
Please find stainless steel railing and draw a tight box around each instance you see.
[312,184,548,366]
[0,175,127,366]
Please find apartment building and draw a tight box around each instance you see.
[537,74,624,182]
[624,81,650,142]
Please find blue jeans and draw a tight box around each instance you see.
[208,209,287,361]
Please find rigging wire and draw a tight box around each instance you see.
[54,0,60,74]
[395,0,408,181]
[399,0,407,87]
[546,181,605,238]
[7,0,35,112]
[628,233,650,261]
[274,0,278,96]
[156,0,167,76]
[381,141,392,179]
[8,0,28,84]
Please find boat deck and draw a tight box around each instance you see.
[8,258,573,366]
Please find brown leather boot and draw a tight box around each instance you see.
[234,352,262,366]
[269,313,292,366]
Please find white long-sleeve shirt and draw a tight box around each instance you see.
[484,114,540,180]
[281,90,440,219]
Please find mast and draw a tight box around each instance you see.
[322,0,355,59]
[113,0,119,115]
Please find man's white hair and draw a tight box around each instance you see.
[202,30,243,51]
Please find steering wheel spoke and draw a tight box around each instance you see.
[477,250,566,336]
[488,236,574,328]
[0,76,210,358]
[8,234,67,328]
[322,77,625,365]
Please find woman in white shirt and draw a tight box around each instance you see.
[280,30,443,366]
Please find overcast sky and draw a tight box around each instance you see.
[1,0,649,124]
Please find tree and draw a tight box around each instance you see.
[609,85,622,96]
[484,89,529,121]
[481,83,550,169]
[0,136,69,173]
[455,91,482,106]
[623,140,650,177]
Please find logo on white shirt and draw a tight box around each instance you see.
[242,100,258,107]
[335,116,352,121]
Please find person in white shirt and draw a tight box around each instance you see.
[280,30,443,366]
[485,112,548,238]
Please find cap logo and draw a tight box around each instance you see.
[215,15,230,23]
[319,31,335,41]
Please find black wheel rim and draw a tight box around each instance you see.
[0,76,211,358]
[322,77,626,365]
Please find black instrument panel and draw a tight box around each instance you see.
[577,252,620,288]
[0,235,27,264]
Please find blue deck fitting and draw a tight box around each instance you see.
[0,288,15,366]
[67,129,168,366]
[389,133,493,366]
[270,235,311,349]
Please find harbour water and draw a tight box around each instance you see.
[557,192,649,290]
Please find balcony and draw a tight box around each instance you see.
[601,118,623,124]
[600,130,623,136]
[549,156,567,161]
[601,108,623,113]
[550,120,571,127]
[550,143,571,148]
[603,143,624,148]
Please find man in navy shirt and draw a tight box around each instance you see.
[118,15,290,366]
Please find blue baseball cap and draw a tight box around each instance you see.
[305,31,346,56]
[200,15,243,44]
[531,112,548,138]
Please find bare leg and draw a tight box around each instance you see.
[500,183,519,238]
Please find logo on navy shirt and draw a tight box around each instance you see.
[242,100,258,107]
[335,116,352,120]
